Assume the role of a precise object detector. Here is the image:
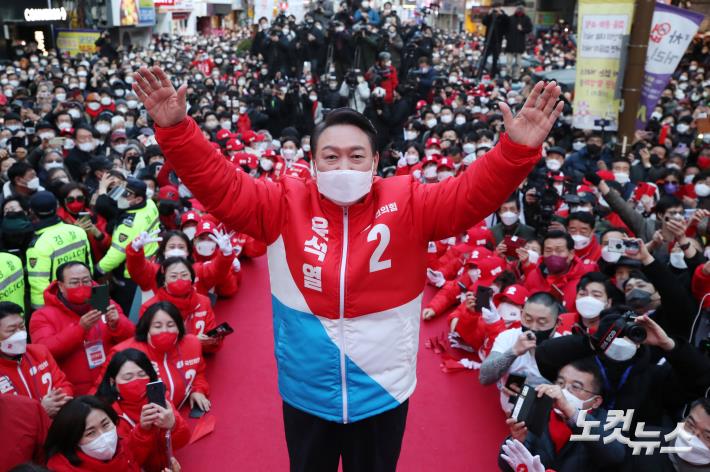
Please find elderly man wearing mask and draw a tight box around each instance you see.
[133,65,563,472]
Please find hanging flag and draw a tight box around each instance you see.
[572,0,635,131]
[635,2,704,130]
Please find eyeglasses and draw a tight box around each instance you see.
[555,379,599,396]
[65,195,85,204]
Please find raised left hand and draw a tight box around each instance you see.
[500,80,563,148]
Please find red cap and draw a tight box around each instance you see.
[158,185,179,202]
[216,129,233,141]
[262,149,277,159]
[464,246,493,266]
[699,155,710,170]
[437,157,455,170]
[195,220,216,238]
[241,130,256,144]
[466,227,495,249]
[472,256,506,285]
[226,138,244,151]
[236,153,258,169]
[422,155,439,166]
[416,100,427,110]
[425,137,441,149]
[493,284,529,307]
[180,211,201,227]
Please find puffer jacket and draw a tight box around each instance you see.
[155,116,540,423]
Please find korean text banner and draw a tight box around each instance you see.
[572,0,635,131]
[55,30,100,56]
[636,2,704,130]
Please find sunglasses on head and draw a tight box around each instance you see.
[66,195,85,204]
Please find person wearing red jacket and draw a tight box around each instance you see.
[422,253,505,320]
[449,284,528,359]
[126,229,232,297]
[257,149,286,181]
[233,232,267,258]
[96,348,191,472]
[557,272,614,336]
[0,301,74,417]
[524,231,597,311]
[134,66,562,468]
[191,220,240,298]
[107,301,210,413]
[567,211,602,265]
[57,183,110,262]
[1,393,51,470]
[365,52,399,104]
[29,262,135,395]
[191,51,215,74]
[45,395,165,472]
[692,260,710,309]
[394,145,423,177]
[140,257,221,353]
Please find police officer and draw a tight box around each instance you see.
[0,251,25,312]
[96,178,159,314]
[26,192,92,309]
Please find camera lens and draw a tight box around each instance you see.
[625,323,647,344]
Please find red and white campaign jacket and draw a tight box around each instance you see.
[0,343,73,399]
[155,117,540,423]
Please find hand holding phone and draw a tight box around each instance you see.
[146,380,167,408]
[89,285,110,313]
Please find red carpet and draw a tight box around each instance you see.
[176,255,509,471]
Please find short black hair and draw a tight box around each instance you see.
[544,230,574,251]
[526,291,561,319]
[135,301,186,342]
[8,162,34,184]
[58,182,89,205]
[577,272,614,299]
[565,357,603,394]
[567,211,595,229]
[311,108,377,157]
[45,396,118,466]
[95,348,159,403]
[623,269,651,289]
[55,261,90,282]
[654,194,683,215]
[155,256,195,287]
[690,397,710,417]
[493,271,517,291]
[0,301,23,321]
[157,231,193,264]
[600,227,628,241]
[501,193,520,211]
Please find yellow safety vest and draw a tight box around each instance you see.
[0,251,25,312]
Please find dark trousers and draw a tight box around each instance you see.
[283,400,409,472]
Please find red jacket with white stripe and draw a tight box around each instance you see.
[106,335,209,409]
[0,343,74,400]
[155,116,540,423]
[426,271,476,317]
[29,282,135,395]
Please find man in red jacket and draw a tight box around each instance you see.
[29,262,135,395]
[133,65,563,472]
[0,301,74,417]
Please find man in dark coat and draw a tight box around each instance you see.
[505,4,533,79]
[481,5,508,78]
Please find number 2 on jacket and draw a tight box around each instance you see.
[367,224,391,273]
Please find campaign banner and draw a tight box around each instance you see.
[55,30,101,56]
[636,2,704,129]
[572,0,635,131]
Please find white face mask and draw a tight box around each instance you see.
[195,240,217,257]
[572,234,591,250]
[500,211,518,226]
[572,141,585,151]
[0,330,27,355]
[95,123,111,134]
[39,132,56,141]
[604,336,638,362]
[23,177,40,191]
[404,130,418,141]
[316,166,374,206]
[437,170,454,181]
[613,172,630,185]
[467,268,481,282]
[178,183,192,199]
[58,122,72,131]
[113,143,127,154]
[561,387,596,412]
[426,118,437,129]
[45,161,64,171]
[220,121,232,131]
[440,114,453,124]
[282,149,297,161]
[575,296,605,320]
[405,153,419,165]
[117,196,130,209]
[601,246,622,263]
[498,302,521,323]
[431,105,442,114]
[546,159,562,171]
[463,153,476,166]
[527,249,540,265]
[696,183,710,198]
[79,428,118,461]
[165,248,188,258]
[670,251,688,269]
[145,188,154,199]
[423,166,437,179]
[260,158,274,171]
[455,116,466,126]
[675,430,710,466]
[78,141,96,152]
[463,143,476,155]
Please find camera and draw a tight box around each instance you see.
[607,238,639,254]
[615,312,647,344]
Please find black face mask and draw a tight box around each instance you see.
[649,153,662,167]
[626,288,652,310]
[522,325,555,344]
[586,144,601,155]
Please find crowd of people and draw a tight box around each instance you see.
[0,0,709,470]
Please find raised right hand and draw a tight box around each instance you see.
[132,66,187,128]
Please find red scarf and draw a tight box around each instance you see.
[548,412,572,453]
